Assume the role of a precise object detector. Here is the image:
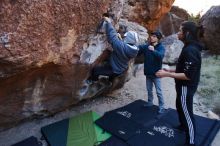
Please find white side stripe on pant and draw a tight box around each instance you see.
[182,86,194,139]
[181,86,195,144]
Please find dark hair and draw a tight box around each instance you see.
[119,25,128,34]
[151,30,163,40]
[181,21,204,43]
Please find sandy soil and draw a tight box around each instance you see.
[0,68,219,146]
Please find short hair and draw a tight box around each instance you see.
[118,25,127,34]
[151,30,163,40]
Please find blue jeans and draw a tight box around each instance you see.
[146,77,164,109]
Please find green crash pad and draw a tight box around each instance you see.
[41,111,111,146]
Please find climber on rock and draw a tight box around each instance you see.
[86,16,139,85]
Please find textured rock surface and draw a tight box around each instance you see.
[0,0,112,71]
[200,6,220,54]
[162,34,184,64]
[170,6,189,20]
[159,6,189,36]
[0,0,173,130]
[0,0,113,130]
[122,0,175,32]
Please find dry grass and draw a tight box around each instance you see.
[197,55,220,114]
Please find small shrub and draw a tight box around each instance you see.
[188,13,201,24]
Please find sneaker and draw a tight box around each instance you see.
[106,81,112,88]
[85,79,99,85]
[85,79,93,85]
[78,85,89,96]
[143,102,153,107]
[158,108,166,114]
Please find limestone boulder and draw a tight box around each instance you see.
[0,0,115,130]
[159,6,189,36]
[122,0,175,32]
[0,0,174,130]
[162,34,184,64]
[170,6,189,20]
[200,6,220,54]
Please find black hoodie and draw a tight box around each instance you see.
[175,41,203,87]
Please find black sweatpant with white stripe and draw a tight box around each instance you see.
[176,85,197,145]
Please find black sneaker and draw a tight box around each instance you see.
[86,79,99,85]
[85,79,93,85]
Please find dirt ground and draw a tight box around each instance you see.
[0,68,219,146]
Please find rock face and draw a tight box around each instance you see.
[159,6,189,36]
[200,6,220,55]
[162,34,184,64]
[0,0,174,130]
[0,0,114,130]
[122,0,175,32]
[170,6,189,20]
